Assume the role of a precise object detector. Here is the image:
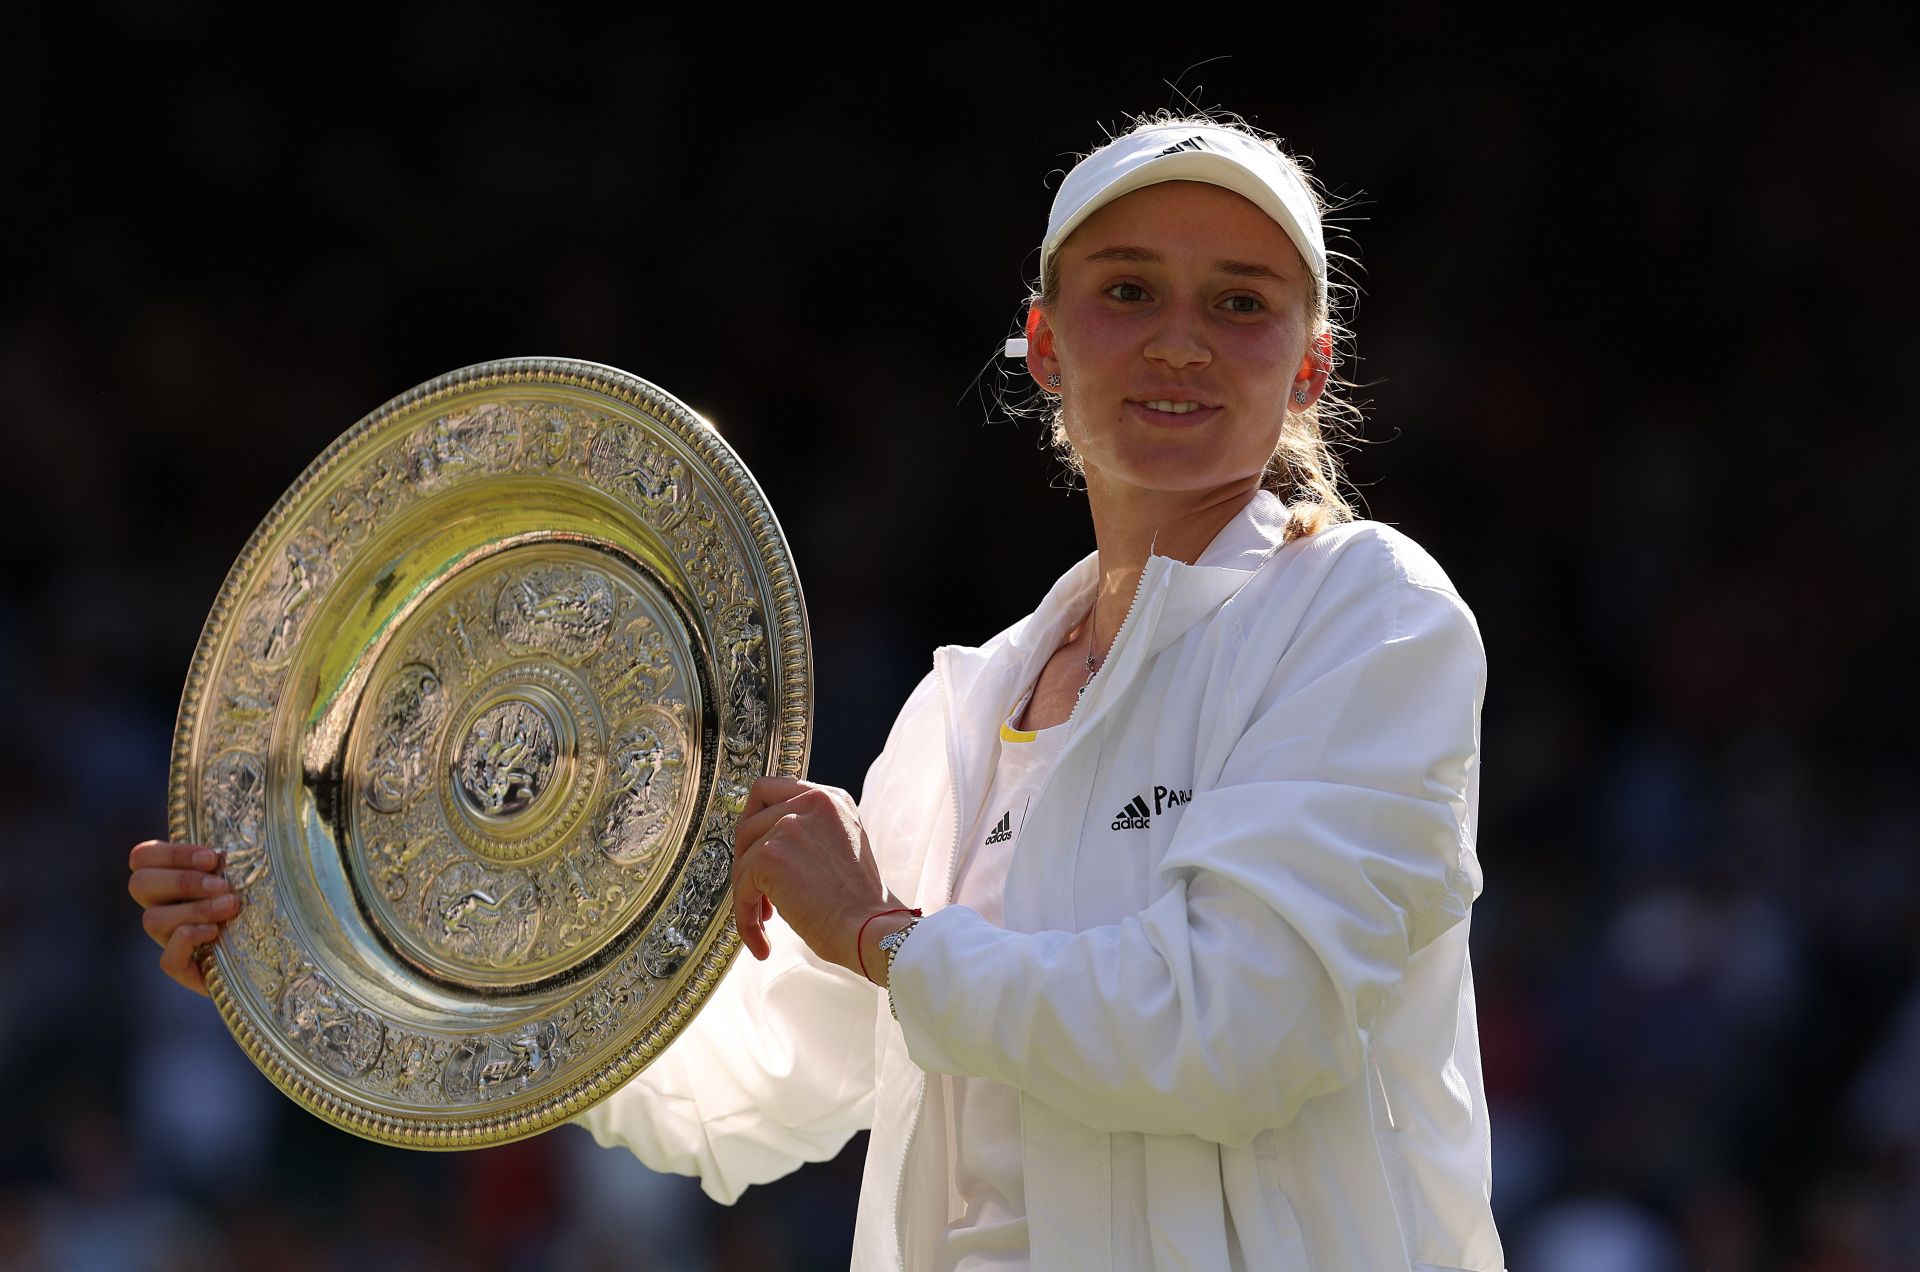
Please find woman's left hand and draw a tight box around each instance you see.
[731,777,898,978]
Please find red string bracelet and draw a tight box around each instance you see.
[856,906,922,985]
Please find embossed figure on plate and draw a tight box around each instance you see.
[600,709,688,869]
[278,972,386,1078]
[364,663,449,814]
[443,1021,560,1102]
[402,407,513,488]
[367,835,425,901]
[233,530,336,668]
[719,602,769,760]
[455,699,558,817]
[640,904,695,980]
[513,406,576,471]
[495,564,616,661]
[601,614,678,720]
[203,749,270,890]
[421,860,541,967]
[588,422,691,528]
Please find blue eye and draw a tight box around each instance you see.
[1104,281,1149,302]
[1223,295,1265,314]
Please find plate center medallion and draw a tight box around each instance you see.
[456,699,557,817]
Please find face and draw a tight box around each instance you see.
[1029,180,1326,498]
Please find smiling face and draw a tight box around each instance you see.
[1029,180,1326,500]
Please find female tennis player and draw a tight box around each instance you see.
[132,112,1505,1270]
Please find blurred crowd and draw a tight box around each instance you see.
[3,12,1913,1270]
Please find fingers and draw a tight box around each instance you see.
[129,865,232,909]
[731,805,812,962]
[741,775,810,823]
[732,797,802,859]
[130,839,236,997]
[731,779,867,968]
[139,894,243,949]
[732,859,771,961]
[129,840,221,874]
[160,922,217,997]
[731,791,797,962]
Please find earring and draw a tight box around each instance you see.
[1047,374,1061,390]
[1292,388,1308,405]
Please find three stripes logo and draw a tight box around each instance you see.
[984,811,1013,845]
[1156,135,1212,158]
[1111,795,1152,831]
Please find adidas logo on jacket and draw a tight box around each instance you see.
[1110,785,1194,830]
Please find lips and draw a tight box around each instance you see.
[1126,398,1221,427]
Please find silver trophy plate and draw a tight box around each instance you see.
[168,358,810,1147]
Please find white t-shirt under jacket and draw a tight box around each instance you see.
[912,695,1069,1270]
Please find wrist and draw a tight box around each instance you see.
[855,906,920,986]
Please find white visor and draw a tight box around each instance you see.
[1042,122,1325,303]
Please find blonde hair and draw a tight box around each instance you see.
[1027,110,1362,543]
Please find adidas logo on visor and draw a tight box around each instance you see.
[1110,795,1152,831]
[1155,135,1211,158]
[984,811,1013,845]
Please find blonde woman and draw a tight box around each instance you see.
[133,113,1505,1270]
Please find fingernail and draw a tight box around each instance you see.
[193,848,217,870]
[202,873,229,894]
[212,893,239,915]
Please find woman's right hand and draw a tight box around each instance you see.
[128,839,244,997]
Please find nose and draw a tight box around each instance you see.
[1141,298,1211,370]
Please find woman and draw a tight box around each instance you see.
[131,113,1506,1270]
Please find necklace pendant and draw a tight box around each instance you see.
[1078,615,1098,697]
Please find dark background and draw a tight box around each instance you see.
[5,8,1916,1270]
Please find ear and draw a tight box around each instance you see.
[1291,328,1333,410]
[1025,305,1060,394]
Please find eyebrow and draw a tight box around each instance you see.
[1082,245,1294,286]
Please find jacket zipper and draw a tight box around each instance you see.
[1068,556,1155,727]
[893,647,968,1269]
[889,561,1156,1267]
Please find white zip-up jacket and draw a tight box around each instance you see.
[578,491,1507,1271]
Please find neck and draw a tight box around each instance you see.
[1077,476,1263,652]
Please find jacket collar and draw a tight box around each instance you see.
[939,490,1292,719]
[1147,488,1291,655]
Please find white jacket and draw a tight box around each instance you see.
[578,491,1507,1271]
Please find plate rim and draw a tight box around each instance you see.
[168,356,811,1148]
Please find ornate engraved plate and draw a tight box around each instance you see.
[168,359,810,1148]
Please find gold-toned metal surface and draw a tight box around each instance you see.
[168,358,809,1148]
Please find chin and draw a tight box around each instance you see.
[1091,460,1259,498]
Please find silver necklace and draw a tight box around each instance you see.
[1078,610,1101,696]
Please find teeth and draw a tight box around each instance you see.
[1142,400,1202,414]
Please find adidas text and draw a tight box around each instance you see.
[1111,794,1152,830]
[984,811,1013,845]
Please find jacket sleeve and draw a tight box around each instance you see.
[570,912,877,1203]
[570,671,948,1202]
[888,542,1486,1147]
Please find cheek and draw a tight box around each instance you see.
[1050,314,1131,378]
[1233,324,1307,379]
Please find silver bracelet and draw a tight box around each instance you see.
[877,919,919,1020]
